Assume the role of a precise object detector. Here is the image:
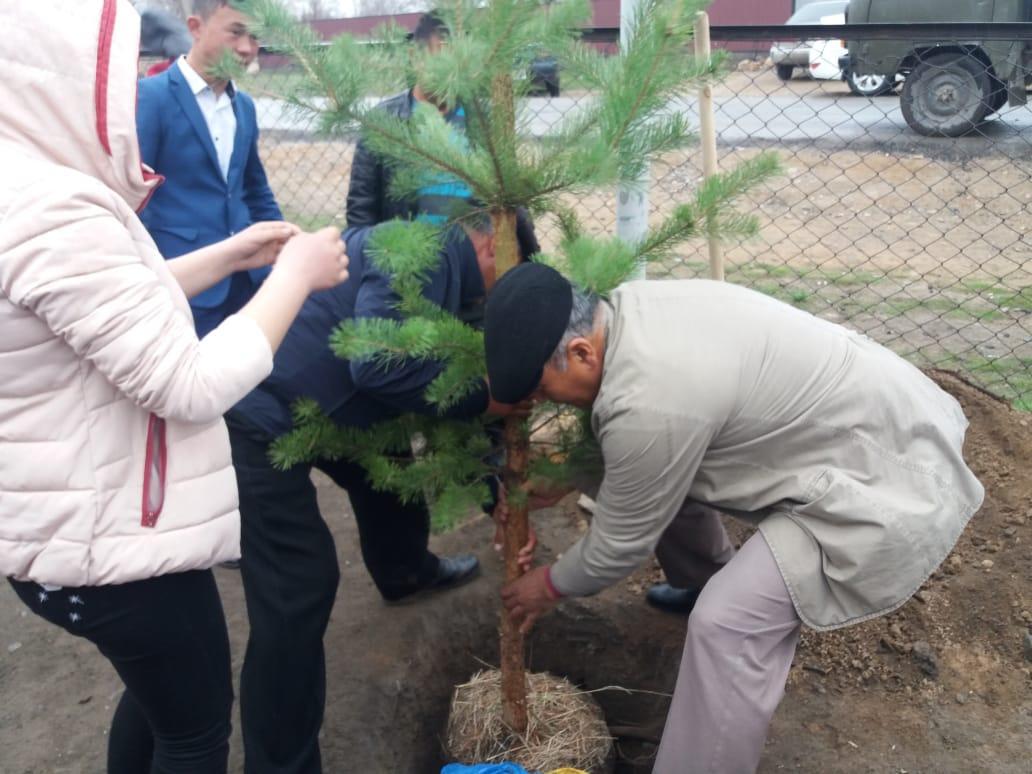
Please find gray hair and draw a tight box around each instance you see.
[548,288,609,371]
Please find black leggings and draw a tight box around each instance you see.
[8,569,232,774]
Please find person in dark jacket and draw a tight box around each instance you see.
[224,218,527,773]
[346,12,459,227]
[345,12,541,258]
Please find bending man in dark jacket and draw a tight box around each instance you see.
[225,219,523,773]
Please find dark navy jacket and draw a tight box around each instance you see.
[231,226,490,440]
[136,62,282,336]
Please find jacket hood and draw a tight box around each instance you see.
[0,0,160,211]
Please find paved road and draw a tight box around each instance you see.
[255,91,1032,159]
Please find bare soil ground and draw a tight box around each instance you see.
[2,374,1029,773]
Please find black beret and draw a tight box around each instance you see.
[484,263,573,403]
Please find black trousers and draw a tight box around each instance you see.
[226,415,439,774]
[8,570,232,774]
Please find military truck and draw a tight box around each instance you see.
[845,0,1032,136]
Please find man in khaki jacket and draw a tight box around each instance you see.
[485,264,984,774]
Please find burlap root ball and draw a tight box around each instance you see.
[445,669,613,773]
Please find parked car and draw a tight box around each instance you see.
[528,55,559,97]
[808,16,897,97]
[845,0,1032,136]
[770,0,848,81]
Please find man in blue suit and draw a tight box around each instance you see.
[137,0,282,337]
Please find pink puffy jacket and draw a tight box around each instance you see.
[0,0,274,586]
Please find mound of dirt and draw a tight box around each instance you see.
[760,371,1032,772]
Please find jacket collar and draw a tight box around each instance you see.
[226,100,248,189]
[177,55,237,99]
[167,61,225,179]
[441,227,486,327]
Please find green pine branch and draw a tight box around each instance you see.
[330,317,482,373]
[423,343,488,409]
[270,401,496,528]
[562,151,782,294]
[237,0,408,131]
[364,218,444,279]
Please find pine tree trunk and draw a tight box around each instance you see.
[489,71,529,735]
[499,412,530,733]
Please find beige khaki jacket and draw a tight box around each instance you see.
[0,0,273,586]
[550,280,984,631]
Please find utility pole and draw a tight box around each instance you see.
[616,0,649,279]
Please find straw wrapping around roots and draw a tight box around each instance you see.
[446,669,613,772]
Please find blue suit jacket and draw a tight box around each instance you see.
[136,62,282,334]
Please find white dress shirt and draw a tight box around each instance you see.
[178,56,237,181]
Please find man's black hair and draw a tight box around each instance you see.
[412,11,448,44]
[514,208,541,261]
[190,0,231,19]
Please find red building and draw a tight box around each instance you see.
[305,0,794,40]
[705,0,795,54]
[262,0,794,66]
[587,0,795,28]
[708,0,794,26]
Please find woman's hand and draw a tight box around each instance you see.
[239,227,349,353]
[272,227,349,292]
[166,221,304,300]
[225,221,300,273]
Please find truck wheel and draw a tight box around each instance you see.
[901,52,991,137]
[775,64,794,81]
[988,77,1007,113]
[846,71,893,97]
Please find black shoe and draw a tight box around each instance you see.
[429,553,480,591]
[384,554,481,605]
[645,583,700,615]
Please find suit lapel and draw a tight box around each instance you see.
[226,92,249,190]
[168,63,223,181]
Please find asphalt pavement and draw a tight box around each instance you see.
[254,89,1032,160]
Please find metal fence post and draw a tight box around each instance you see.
[617,0,650,279]
[694,10,724,281]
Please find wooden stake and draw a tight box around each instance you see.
[695,11,724,281]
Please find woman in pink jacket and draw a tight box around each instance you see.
[0,2,349,771]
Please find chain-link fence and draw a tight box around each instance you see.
[177,23,1031,411]
[647,25,1032,412]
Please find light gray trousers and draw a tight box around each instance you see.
[652,502,802,774]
